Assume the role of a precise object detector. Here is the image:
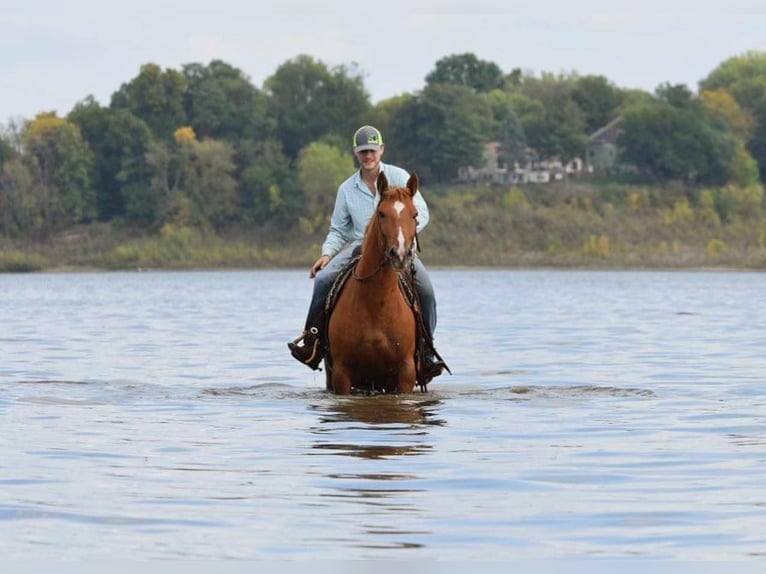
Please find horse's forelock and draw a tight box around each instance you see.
[381,185,412,202]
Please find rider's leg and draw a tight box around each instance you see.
[412,258,446,381]
[289,245,356,368]
[413,257,437,337]
[305,247,353,329]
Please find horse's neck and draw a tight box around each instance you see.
[355,226,399,292]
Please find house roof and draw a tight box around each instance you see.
[588,116,623,145]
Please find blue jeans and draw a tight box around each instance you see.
[305,242,437,338]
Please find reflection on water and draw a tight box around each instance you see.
[312,395,445,427]
[2,269,766,559]
[308,396,444,459]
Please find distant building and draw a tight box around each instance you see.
[457,142,509,184]
[586,116,623,174]
[458,142,585,185]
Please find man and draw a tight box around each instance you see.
[288,125,446,381]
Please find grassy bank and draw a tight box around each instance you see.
[2,180,766,272]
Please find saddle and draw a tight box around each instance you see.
[321,253,449,391]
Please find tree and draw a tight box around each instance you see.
[484,89,527,168]
[426,53,504,93]
[23,113,95,227]
[0,130,16,168]
[0,157,40,236]
[513,73,587,163]
[700,89,754,142]
[238,138,300,226]
[182,60,271,142]
[145,129,239,229]
[264,55,371,159]
[618,95,735,185]
[389,84,493,183]
[69,97,155,221]
[700,51,766,179]
[110,63,187,139]
[297,142,354,231]
[571,75,624,134]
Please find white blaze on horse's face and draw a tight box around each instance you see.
[394,200,406,259]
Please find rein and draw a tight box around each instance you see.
[352,257,387,281]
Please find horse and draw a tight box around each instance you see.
[324,172,421,395]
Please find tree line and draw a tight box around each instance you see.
[1,50,765,239]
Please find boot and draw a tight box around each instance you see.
[288,327,323,370]
[421,351,447,383]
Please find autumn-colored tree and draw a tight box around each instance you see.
[700,89,754,142]
[700,51,766,180]
[22,113,95,227]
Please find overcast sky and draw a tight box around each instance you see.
[2,0,765,121]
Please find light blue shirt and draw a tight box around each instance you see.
[321,162,430,258]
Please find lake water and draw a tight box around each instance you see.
[1,268,765,560]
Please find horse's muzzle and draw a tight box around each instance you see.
[387,247,413,271]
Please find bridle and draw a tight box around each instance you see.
[352,202,417,282]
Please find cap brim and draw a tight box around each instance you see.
[354,144,381,152]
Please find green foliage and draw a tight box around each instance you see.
[0,131,15,168]
[705,238,729,258]
[0,157,42,235]
[22,113,96,227]
[571,74,624,134]
[583,234,611,257]
[264,55,370,159]
[69,99,155,221]
[700,51,766,180]
[238,138,299,226]
[513,73,587,163]
[182,60,271,142]
[110,63,187,139]
[710,184,764,223]
[389,83,493,182]
[484,90,527,167]
[297,142,354,232]
[618,93,735,184]
[502,187,531,214]
[6,52,766,270]
[727,143,760,186]
[426,53,504,92]
[145,136,240,230]
[0,250,45,272]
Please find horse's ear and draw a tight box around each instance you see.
[406,173,419,197]
[376,171,389,194]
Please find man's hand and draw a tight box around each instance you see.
[310,255,330,278]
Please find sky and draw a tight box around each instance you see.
[2,0,766,122]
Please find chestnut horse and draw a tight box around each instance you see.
[325,172,421,395]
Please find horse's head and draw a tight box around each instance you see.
[374,171,420,271]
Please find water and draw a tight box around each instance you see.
[1,269,765,559]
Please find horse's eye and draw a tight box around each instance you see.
[378,210,385,218]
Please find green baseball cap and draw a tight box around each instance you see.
[353,125,383,152]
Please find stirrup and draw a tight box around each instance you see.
[291,326,319,346]
[288,327,322,369]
